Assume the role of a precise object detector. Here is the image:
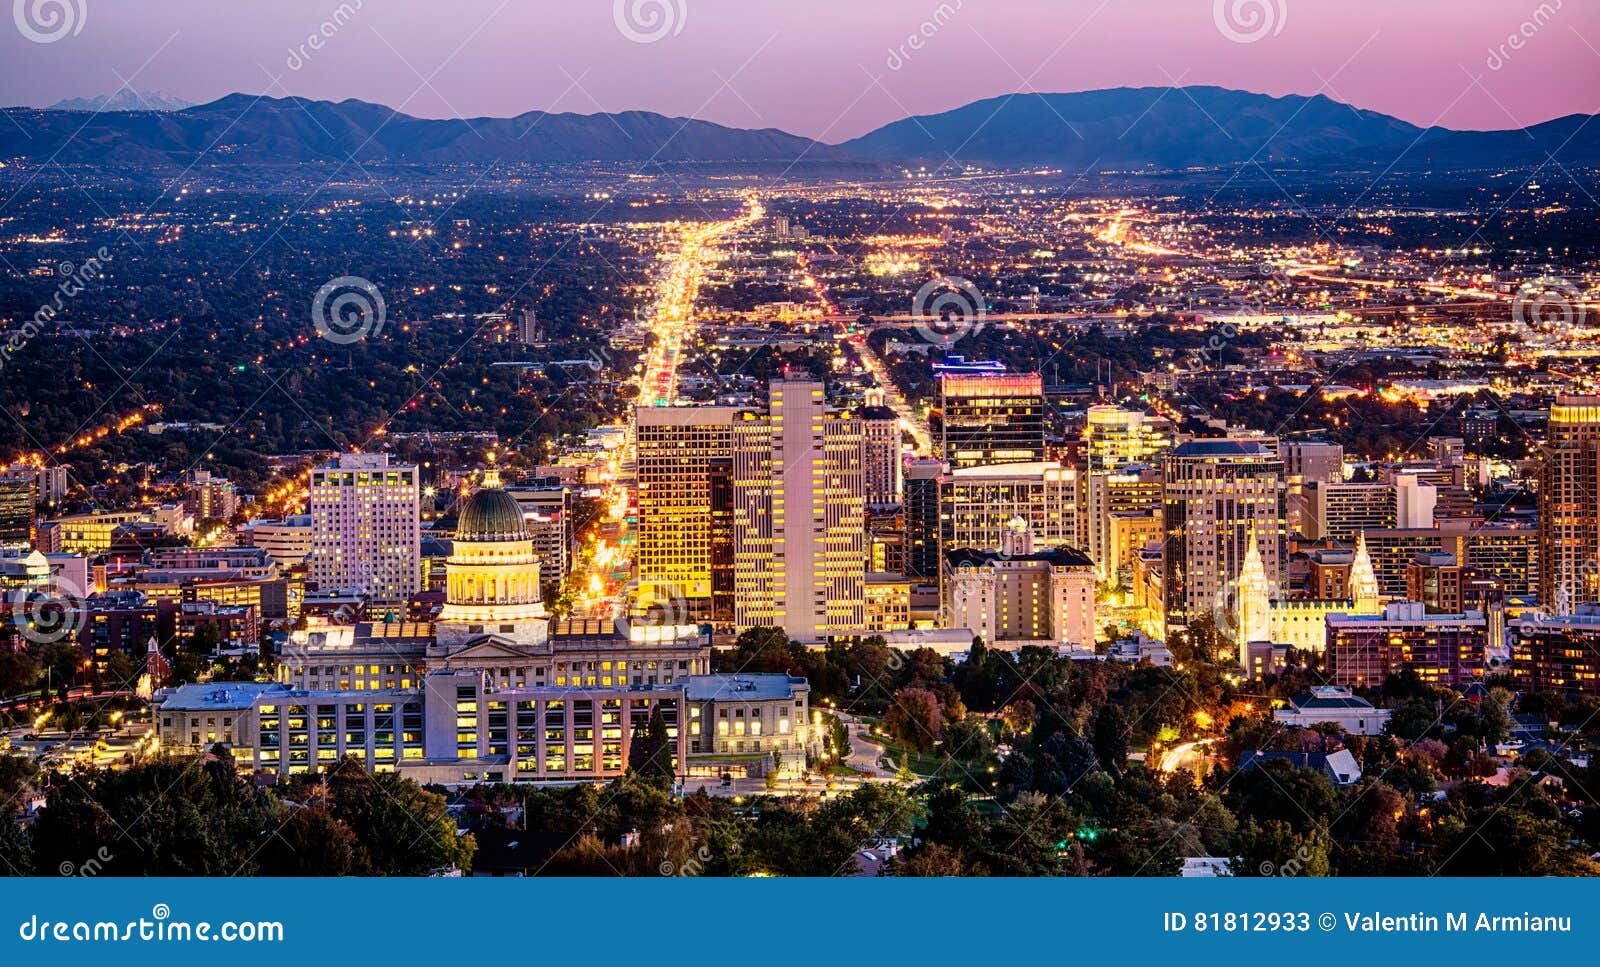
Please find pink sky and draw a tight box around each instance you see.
[4,0,1596,138]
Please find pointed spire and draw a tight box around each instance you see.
[1350,530,1380,611]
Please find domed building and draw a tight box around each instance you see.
[435,482,550,648]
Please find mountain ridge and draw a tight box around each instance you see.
[1,87,1593,170]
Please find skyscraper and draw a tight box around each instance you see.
[634,406,741,618]
[308,453,421,604]
[0,474,37,548]
[1162,440,1287,644]
[732,376,865,642]
[1538,395,1600,607]
[904,458,946,581]
[1083,405,1175,582]
[861,404,902,506]
[937,372,1045,469]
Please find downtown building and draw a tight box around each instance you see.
[936,372,1046,469]
[944,519,1095,651]
[1325,601,1491,689]
[1511,606,1600,696]
[731,376,866,643]
[1083,405,1176,581]
[162,482,816,783]
[1161,440,1287,648]
[939,460,1080,557]
[1538,395,1600,608]
[307,453,421,604]
[633,405,741,623]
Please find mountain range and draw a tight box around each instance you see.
[1,86,1594,171]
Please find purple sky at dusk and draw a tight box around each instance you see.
[4,0,1597,139]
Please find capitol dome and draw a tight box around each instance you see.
[455,487,530,542]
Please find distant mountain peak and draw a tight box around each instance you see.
[46,90,193,113]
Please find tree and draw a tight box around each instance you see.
[1233,819,1332,877]
[883,687,943,753]
[1091,704,1130,778]
[312,760,475,875]
[257,806,366,876]
[627,705,674,787]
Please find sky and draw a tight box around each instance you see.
[3,0,1597,140]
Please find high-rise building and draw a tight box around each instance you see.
[633,406,741,619]
[1162,440,1287,643]
[732,376,865,642]
[861,404,902,507]
[1304,481,1397,541]
[184,470,239,523]
[308,453,421,604]
[937,372,1045,469]
[1283,441,1343,534]
[940,461,1079,556]
[1538,395,1600,607]
[1083,406,1175,581]
[0,474,37,548]
[904,458,945,582]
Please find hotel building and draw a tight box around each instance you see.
[308,453,421,604]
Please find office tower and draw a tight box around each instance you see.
[308,453,421,603]
[1283,441,1343,534]
[0,474,37,548]
[904,458,946,580]
[1304,481,1396,541]
[1394,473,1437,529]
[184,470,239,522]
[940,461,1079,555]
[937,372,1046,469]
[243,515,314,568]
[1089,465,1164,584]
[1162,440,1287,644]
[1538,395,1600,607]
[732,376,865,642]
[861,404,902,506]
[505,484,573,594]
[518,309,542,345]
[633,406,741,618]
[1083,405,1175,581]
